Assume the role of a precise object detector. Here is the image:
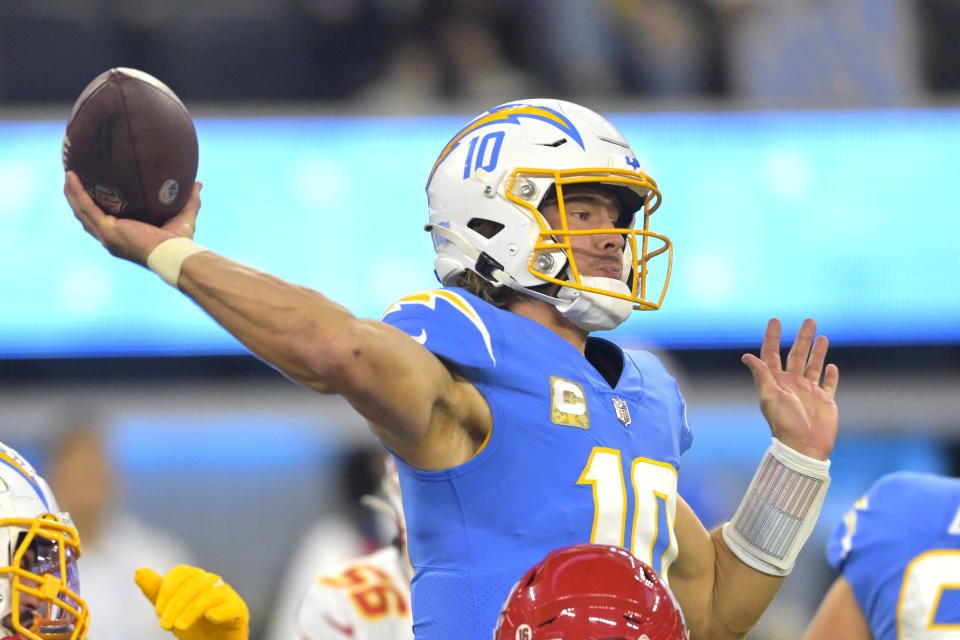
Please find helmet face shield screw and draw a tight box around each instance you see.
[482,185,496,198]
[534,253,554,271]
[516,180,537,200]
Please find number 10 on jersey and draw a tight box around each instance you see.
[578,447,679,579]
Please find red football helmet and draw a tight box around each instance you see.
[494,544,688,640]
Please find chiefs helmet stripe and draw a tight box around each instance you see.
[426,103,584,189]
[0,451,48,510]
[383,290,495,364]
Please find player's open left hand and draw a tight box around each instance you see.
[135,564,249,640]
[64,170,202,266]
[741,318,839,461]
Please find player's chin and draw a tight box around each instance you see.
[0,613,26,639]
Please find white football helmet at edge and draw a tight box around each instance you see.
[425,99,672,331]
[0,442,87,640]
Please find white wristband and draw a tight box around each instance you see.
[722,438,831,576]
[146,237,208,287]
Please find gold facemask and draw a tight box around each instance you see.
[505,167,672,310]
[1,514,87,640]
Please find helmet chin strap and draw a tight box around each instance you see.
[492,270,633,332]
[554,277,634,331]
[426,223,634,331]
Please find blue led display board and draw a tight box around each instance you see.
[1,108,958,357]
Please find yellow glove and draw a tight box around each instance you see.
[135,565,249,640]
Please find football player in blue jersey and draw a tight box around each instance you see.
[803,471,960,640]
[65,98,840,640]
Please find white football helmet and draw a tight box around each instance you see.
[0,443,87,640]
[425,99,672,331]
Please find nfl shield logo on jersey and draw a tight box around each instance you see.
[612,397,631,427]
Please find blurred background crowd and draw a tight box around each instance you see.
[1,1,959,639]
[2,0,959,109]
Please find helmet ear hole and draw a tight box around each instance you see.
[467,218,505,239]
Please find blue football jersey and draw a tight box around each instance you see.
[826,472,960,640]
[381,287,693,640]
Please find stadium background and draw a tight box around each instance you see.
[1,1,959,638]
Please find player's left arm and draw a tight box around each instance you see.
[668,497,784,639]
[801,576,872,640]
[669,318,840,639]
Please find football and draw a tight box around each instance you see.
[62,67,198,226]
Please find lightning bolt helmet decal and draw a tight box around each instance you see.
[426,102,584,189]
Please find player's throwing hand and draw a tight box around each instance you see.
[64,171,202,266]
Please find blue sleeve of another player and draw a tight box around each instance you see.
[826,500,859,572]
[825,472,941,640]
[826,472,916,572]
[380,288,499,375]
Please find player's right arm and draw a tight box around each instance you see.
[802,576,872,640]
[64,172,487,469]
[178,250,492,468]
